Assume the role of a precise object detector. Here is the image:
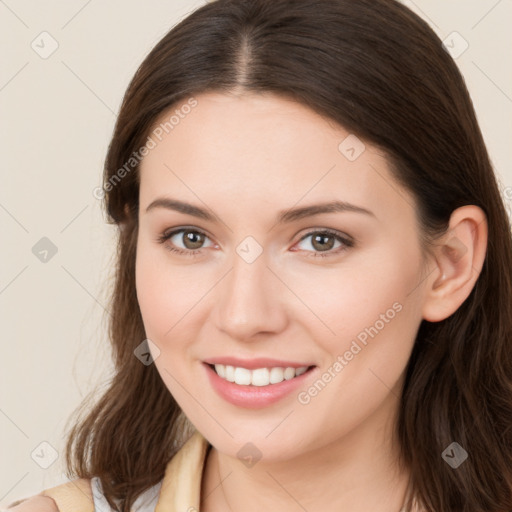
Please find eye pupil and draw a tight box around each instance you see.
[312,234,335,251]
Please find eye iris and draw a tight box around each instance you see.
[312,233,334,251]
[183,230,204,249]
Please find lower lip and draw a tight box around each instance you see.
[203,363,316,409]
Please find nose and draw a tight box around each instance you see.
[213,248,288,341]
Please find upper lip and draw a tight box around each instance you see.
[203,356,315,369]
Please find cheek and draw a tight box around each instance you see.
[135,243,199,399]
[135,238,203,339]
[135,242,168,336]
[297,240,424,369]
[134,239,193,349]
[292,255,422,439]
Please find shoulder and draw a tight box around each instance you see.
[4,495,58,512]
[5,478,94,512]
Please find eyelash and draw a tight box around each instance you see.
[157,227,354,259]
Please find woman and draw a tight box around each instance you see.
[8,0,512,510]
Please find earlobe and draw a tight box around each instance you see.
[422,205,488,322]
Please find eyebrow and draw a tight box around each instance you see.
[145,197,375,223]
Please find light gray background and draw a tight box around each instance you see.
[1,0,511,506]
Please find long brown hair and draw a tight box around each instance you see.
[64,0,512,510]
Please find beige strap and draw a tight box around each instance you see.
[40,478,94,512]
[155,430,210,512]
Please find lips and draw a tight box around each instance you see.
[202,357,317,408]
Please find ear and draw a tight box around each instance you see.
[421,205,488,322]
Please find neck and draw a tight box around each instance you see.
[201,392,412,512]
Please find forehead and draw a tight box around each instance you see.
[139,91,414,224]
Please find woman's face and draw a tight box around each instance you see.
[136,91,430,461]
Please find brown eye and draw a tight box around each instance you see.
[157,227,214,256]
[311,233,336,251]
[294,229,354,258]
[181,229,206,249]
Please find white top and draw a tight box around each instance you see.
[90,477,162,512]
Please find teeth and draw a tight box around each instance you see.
[225,365,235,382]
[283,367,295,380]
[295,366,307,376]
[269,367,284,384]
[234,367,252,385]
[215,364,226,379]
[251,368,269,386]
[213,364,309,386]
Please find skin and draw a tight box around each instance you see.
[7,496,59,512]
[133,91,487,512]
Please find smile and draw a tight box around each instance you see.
[203,358,317,408]
[211,363,309,386]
